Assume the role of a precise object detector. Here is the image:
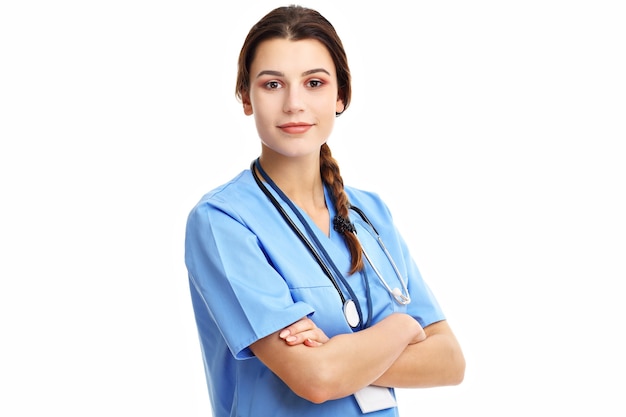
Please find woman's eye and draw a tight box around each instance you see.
[265,81,281,90]
[307,79,323,88]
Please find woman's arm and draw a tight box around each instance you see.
[373,320,465,388]
[279,318,465,389]
[249,313,424,404]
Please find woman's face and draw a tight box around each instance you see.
[243,38,344,159]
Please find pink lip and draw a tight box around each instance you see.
[278,122,313,134]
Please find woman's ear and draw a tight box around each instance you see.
[242,92,253,115]
[336,97,345,115]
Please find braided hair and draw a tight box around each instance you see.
[320,144,364,274]
[236,5,363,273]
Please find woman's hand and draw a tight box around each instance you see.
[252,313,445,402]
[279,317,330,347]
[279,315,425,347]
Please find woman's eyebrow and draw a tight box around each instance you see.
[256,70,283,78]
[256,68,331,78]
[302,68,331,76]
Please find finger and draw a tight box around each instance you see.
[279,317,315,340]
[283,329,318,345]
[304,338,324,347]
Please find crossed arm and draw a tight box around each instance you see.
[249,314,465,404]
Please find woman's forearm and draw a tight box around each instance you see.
[316,313,424,398]
[251,313,423,403]
[372,320,465,388]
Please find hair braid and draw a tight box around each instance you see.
[320,143,363,274]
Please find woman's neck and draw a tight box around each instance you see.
[257,153,329,234]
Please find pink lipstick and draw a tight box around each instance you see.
[278,122,313,134]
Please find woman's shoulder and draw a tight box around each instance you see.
[344,184,378,198]
[344,185,393,219]
[189,170,255,213]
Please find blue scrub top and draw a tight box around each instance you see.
[184,169,445,417]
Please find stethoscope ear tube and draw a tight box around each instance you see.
[250,159,366,329]
[349,204,379,235]
[250,161,345,303]
[349,206,411,306]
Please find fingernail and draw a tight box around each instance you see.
[279,330,290,339]
[286,336,296,342]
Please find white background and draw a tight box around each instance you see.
[1,1,625,416]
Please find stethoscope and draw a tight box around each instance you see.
[251,158,410,330]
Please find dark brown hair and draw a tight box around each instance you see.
[236,5,364,273]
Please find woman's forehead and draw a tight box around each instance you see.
[251,38,335,76]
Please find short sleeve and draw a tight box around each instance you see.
[398,232,446,327]
[346,187,446,329]
[185,198,315,359]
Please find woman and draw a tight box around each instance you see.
[184,5,465,416]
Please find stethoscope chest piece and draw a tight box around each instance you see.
[343,300,360,328]
[392,287,411,305]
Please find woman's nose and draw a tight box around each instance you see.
[283,87,305,113]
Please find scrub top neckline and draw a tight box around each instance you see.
[251,168,338,242]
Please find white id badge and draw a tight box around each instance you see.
[353,385,397,413]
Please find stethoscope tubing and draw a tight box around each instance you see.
[250,161,345,302]
[251,159,369,329]
[350,205,411,305]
